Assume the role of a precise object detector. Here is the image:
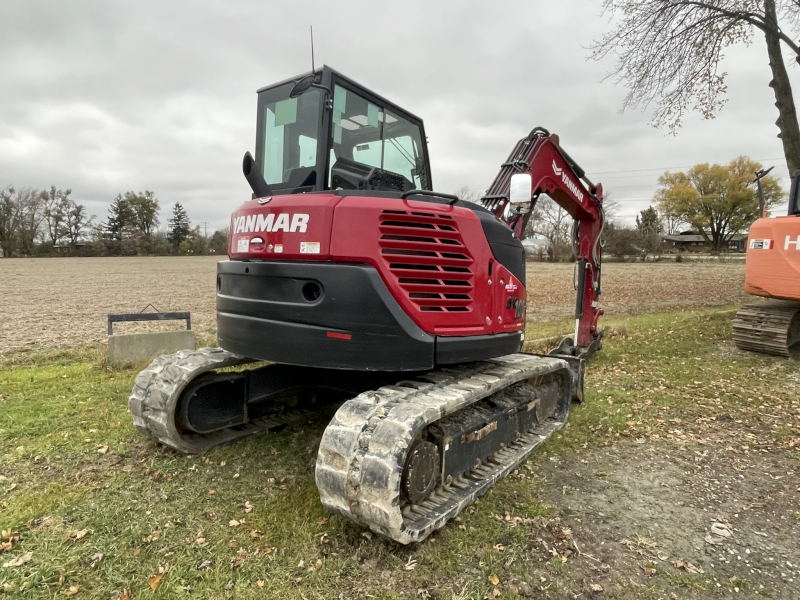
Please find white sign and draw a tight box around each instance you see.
[300,242,320,254]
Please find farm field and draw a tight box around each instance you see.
[0,256,749,357]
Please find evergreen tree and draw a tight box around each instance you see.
[635,206,664,257]
[168,202,191,248]
[105,195,135,241]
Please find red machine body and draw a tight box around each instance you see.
[228,195,525,337]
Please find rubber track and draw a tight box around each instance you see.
[733,301,800,357]
[129,347,258,454]
[315,353,572,544]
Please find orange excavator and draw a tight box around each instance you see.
[733,169,800,356]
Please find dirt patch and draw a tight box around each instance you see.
[525,439,800,598]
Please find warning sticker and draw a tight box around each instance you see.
[237,237,250,253]
[300,242,320,254]
[749,239,773,250]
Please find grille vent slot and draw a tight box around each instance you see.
[379,210,474,313]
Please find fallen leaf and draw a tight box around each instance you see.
[143,529,161,543]
[641,564,656,576]
[256,579,265,588]
[90,552,104,567]
[207,489,215,495]
[231,549,247,570]
[671,560,704,574]
[488,574,500,585]
[704,534,725,545]
[488,590,500,599]
[227,539,238,548]
[710,523,732,538]
[195,536,205,545]
[61,585,80,596]
[112,588,131,600]
[244,501,253,513]
[316,517,328,526]
[250,530,263,539]
[148,573,163,590]
[97,445,109,455]
[3,551,32,567]
[589,583,603,592]
[197,560,212,571]
[229,520,241,527]
[66,529,89,544]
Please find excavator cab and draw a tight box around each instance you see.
[253,66,432,195]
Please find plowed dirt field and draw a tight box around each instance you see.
[0,257,748,355]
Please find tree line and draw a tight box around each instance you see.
[0,186,229,257]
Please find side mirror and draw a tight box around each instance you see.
[509,173,532,213]
[290,74,316,98]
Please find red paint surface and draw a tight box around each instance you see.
[227,194,526,337]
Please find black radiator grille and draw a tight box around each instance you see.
[379,210,474,313]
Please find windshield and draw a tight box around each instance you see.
[330,85,428,189]
[260,87,322,190]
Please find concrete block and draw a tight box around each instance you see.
[108,330,195,364]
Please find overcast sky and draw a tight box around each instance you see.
[1,0,796,232]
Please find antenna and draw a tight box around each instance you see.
[310,26,315,75]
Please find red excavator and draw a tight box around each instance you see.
[733,168,800,356]
[129,66,605,543]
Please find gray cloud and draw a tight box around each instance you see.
[1,0,795,230]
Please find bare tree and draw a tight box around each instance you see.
[454,185,482,203]
[65,202,94,245]
[15,188,45,255]
[0,186,20,257]
[591,1,800,172]
[42,185,73,246]
[525,195,573,261]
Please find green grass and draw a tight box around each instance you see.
[0,306,797,598]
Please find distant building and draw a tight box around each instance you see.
[661,231,747,252]
[521,237,549,254]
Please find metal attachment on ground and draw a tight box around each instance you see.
[107,305,191,335]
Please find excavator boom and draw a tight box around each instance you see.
[481,128,605,352]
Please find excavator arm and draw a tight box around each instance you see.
[481,127,605,353]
